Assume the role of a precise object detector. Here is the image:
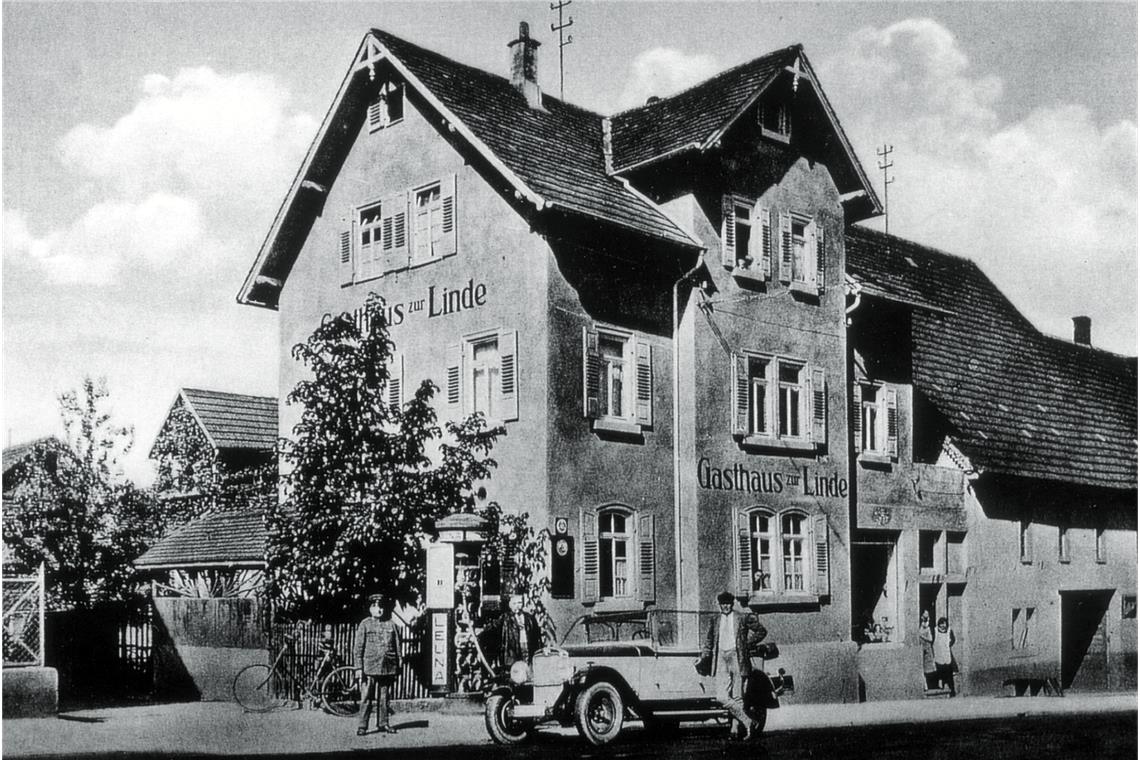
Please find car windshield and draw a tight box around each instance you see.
[560,610,719,650]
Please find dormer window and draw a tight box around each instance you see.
[759,101,791,142]
[368,82,404,132]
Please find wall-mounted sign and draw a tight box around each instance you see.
[383,278,488,327]
[430,612,450,690]
[554,517,569,536]
[550,535,574,599]
[696,457,848,498]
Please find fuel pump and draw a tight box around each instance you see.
[426,513,489,695]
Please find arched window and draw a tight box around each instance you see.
[598,508,631,598]
[738,508,825,598]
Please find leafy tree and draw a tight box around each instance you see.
[2,378,158,609]
[268,294,506,619]
[480,502,554,639]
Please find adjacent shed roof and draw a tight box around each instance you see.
[134,507,266,570]
[177,388,278,452]
[846,225,1137,490]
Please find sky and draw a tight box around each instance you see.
[3,1,1136,484]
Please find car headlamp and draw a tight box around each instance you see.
[509,660,531,685]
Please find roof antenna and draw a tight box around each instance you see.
[550,0,574,99]
[876,144,895,239]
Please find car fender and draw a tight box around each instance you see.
[570,665,639,710]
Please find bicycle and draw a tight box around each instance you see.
[233,632,361,716]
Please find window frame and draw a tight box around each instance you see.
[446,328,519,425]
[734,351,821,451]
[1019,519,1034,564]
[580,504,655,606]
[1095,527,1107,564]
[582,325,653,435]
[598,508,632,600]
[1058,523,1071,564]
[759,100,792,143]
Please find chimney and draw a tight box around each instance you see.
[1072,315,1091,346]
[508,22,545,111]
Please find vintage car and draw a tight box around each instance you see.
[483,608,793,746]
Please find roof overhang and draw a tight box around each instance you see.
[134,560,266,572]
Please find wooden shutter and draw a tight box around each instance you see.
[438,174,458,258]
[499,329,519,422]
[778,212,792,282]
[367,98,383,132]
[413,187,430,262]
[638,514,655,602]
[382,192,409,272]
[731,352,750,436]
[339,229,354,286]
[885,386,899,460]
[387,352,404,413]
[813,514,830,597]
[721,195,736,269]
[445,343,462,409]
[582,328,600,419]
[814,221,825,294]
[810,366,826,446]
[581,509,599,603]
[737,511,752,596]
[851,382,863,454]
[759,206,772,279]
[635,339,652,427]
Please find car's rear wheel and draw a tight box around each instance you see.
[484,693,532,745]
[575,681,624,746]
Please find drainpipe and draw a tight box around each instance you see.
[673,258,704,612]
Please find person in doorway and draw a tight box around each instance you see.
[480,593,543,666]
[354,594,401,736]
[933,616,957,696]
[919,610,937,690]
[696,591,767,741]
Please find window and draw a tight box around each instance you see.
[852,381,898,461]
[919,531,939,573]
[367,81,404,132]
[339,174,455,284]
[759,101,791,142]
[1123,595,1137,620]
[583,327,653,432]
[445,330,518,423]
[732,352,825,448]
[581,507,655,603]
[1019,519,1033,564]
[1058,524,1071,563]
[738,508,828,598]
[1095,527,1107,563]
[598,510,630,598]
[777,211,824,293]
[1012,607,1035,650]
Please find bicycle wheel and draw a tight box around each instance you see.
[233,664,284,712]
[319,666,361,717]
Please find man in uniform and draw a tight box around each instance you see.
[354,594,401,736]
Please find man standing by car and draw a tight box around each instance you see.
[480,593,543,666]
[355,594,401,736]
[697,591,767,741]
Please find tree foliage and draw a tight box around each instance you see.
[267,294,506,618]
[2,378,158,609]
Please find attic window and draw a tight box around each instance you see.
[368,82,404,132]
[759,101,791,143]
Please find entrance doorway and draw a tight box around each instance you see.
[851,538,899,644]
[1060,590,1112,691]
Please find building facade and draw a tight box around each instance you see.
[238,23,1136,700]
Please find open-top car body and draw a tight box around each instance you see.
[483,609,793,746]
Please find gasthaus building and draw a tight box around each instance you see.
[237,23,1136,702]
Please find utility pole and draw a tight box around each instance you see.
[876,144,895,238]
[550,0,574,99]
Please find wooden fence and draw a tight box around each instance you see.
[268,619,429,700]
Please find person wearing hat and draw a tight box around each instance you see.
[696,591,767,741]
[354,594,401,736]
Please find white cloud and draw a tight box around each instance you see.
[10,66,315,287]
[59,66,316,207]
[820,19,1137,353]
[616,48,721,110]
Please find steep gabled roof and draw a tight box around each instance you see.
[151,389,277,458]
[239,28,702,308]
[608,46,880,215]
[134,506,266,570]
[2,436,73,495]
[846,226,1137,490]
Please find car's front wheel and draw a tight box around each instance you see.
[484,693,532,745]
[574,681,624,746]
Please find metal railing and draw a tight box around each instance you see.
[3,564,45,668]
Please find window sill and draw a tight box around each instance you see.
[369,117,404,133]
[760,128,791,144]
[858,452,895,467]
[593,418,644,438]
[746,592,819,608]
[584,598,643,613]
[740,435,817,454]
[732,266,768,286]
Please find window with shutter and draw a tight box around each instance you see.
[445,343,462,409]
[581,508,599,602]
[758,206,773,279]
[885,387,899,461]
[815,223,825,294]
[499,329,518,423]
[585,325,653,434]
[741,508,824,600]
[738,510,754,595]
[386,352,404,414]
[454,329,519,425]
[778,212,792,282]
[380,192,409,272]
[810,366,826,447]
[339,230,353,286]
[720,195,736,269]
[813,513,830,597]
[735,351,815,451]
[368,81,404,133]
